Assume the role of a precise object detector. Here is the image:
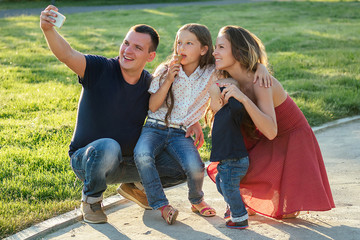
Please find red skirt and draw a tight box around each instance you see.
[207,95,335,219]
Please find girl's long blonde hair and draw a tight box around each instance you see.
[156,23,215,126]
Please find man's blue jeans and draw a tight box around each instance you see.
[216,156,249,222]
[70,138,187,204]
[134,121,205,210]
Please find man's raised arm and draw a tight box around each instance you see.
[40,5,86,78]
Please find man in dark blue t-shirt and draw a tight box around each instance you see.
[40,5,204,224]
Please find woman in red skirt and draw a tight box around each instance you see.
[207,25,335,219]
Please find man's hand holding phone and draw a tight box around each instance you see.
[48,9,66,28]
[40,5,66,30]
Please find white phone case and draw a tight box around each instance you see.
[49,10,66,28]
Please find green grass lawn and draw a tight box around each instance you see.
[0,0,359,238]
[0,0,215,10]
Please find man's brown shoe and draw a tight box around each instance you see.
[81,201,108,224]
[117,183,152,210]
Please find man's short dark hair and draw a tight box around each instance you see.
[130,24,159,52]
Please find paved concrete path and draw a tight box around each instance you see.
[7,117,360,240]
[0,0,262,18]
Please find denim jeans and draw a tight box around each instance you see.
[216,156,249,222]
[134,121,205,210]
[70,138,187,204]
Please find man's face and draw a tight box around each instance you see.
[119,30,155,72]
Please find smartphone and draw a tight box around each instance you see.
[49,10,66,28]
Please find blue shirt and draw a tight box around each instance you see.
[210,88,248,162]
[69,55,152,157]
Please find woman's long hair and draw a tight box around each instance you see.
[219,25,269,139]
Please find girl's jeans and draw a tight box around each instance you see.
[216,156,249,222]
[70,138,187,204]
[134,121,205,210]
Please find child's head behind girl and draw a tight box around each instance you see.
[158,23,215,125]
[209,78,240,114]
[206,78,240,129]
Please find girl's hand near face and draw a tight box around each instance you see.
[254,63,273,88]
[165,59,181,83]
[149,61,179,113]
